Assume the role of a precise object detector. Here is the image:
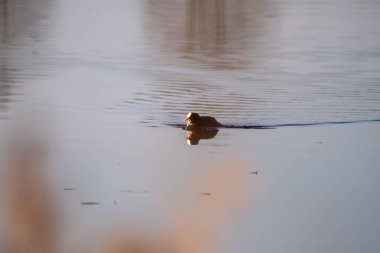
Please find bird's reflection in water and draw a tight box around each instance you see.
[185,128,219,145]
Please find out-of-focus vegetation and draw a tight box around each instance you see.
[0,133,247,253]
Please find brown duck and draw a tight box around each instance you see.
[184,112,222,129]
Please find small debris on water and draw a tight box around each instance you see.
[201,192,211,196]
[81,202,99,205]
[120,189,148,193]
[63,188,76,191]
[250,171,258,175]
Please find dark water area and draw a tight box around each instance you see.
[1,1,380,253]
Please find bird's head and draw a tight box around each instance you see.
[184,112,201,126]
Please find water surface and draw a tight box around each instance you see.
[1,0,380,253]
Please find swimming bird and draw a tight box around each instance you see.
[184,112,222,129]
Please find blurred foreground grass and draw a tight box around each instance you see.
[0,130,248,253]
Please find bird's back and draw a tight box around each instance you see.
[200,116,222,127]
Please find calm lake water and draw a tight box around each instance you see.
[1,0,380,253]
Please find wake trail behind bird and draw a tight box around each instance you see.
[167,118,380,129]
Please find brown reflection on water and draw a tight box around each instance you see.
[0,0,10,40]
[0,66,11,112]
[144,0,268,70]
[185,128,219,145]
[0,0,51,42]
[183,0,265,70]
[0,0,52,112]
[185,0,227,52]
